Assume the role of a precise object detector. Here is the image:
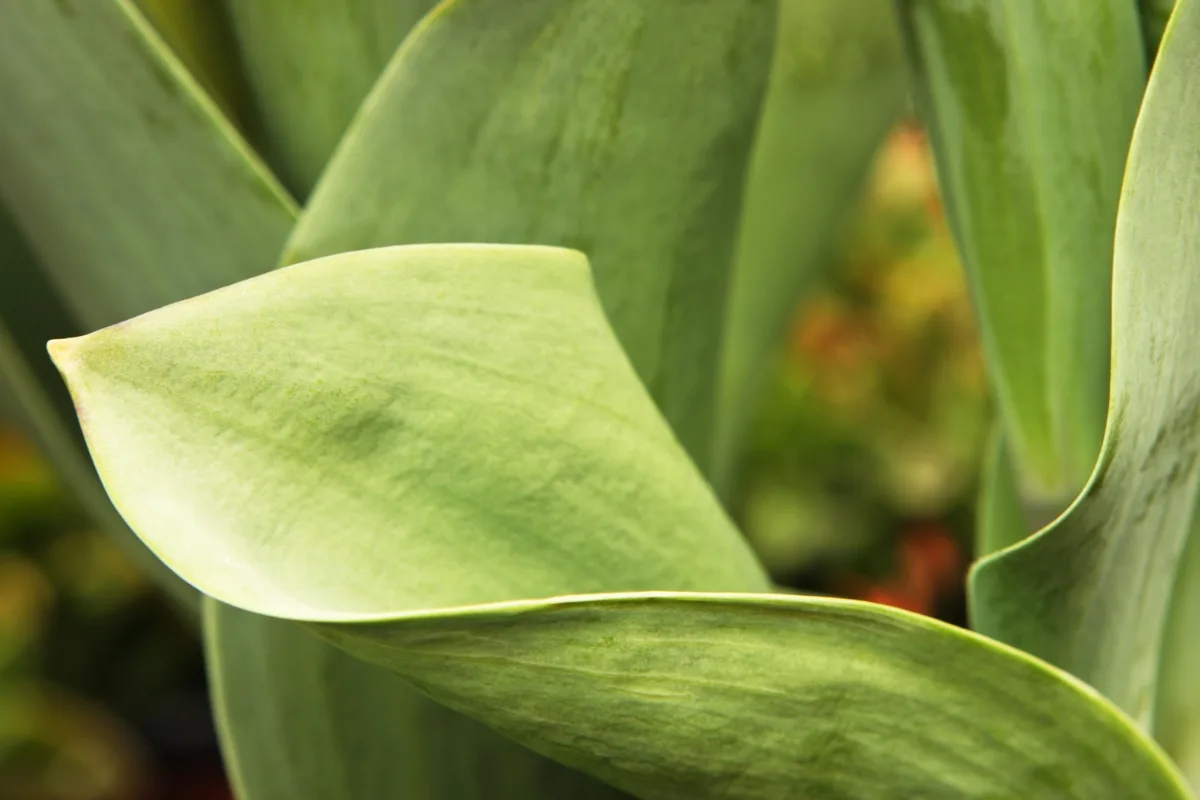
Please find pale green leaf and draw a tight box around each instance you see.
[50,243,1192,799]
[286,0,776,468]
[898,0,1145,498]
[713,0,907,487]
[215,1,775,791]
[50,244,770,613]
[319,592,1189,800]
[223,0,439,196]
[970,0,1200,724]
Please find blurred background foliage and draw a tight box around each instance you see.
[731,121,986,618]
[0,117,988,798]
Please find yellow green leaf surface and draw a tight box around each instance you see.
[970,0,1200,725]
[0,2,616,796]
[51,243,1192,799]
[286,0,776,468]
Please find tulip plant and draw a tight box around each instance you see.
[1,0,1199,797]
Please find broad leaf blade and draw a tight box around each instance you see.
[324,593,1190,800]
[1157,514,1200,791]
[223,0,439,195]
[50,244,771,614]
[216,1,775,791]
[971,0,1200,724]
[286,0,776,468]
[0,3,605,795]
[206,602,629,800]
[899,0,1145,498]
[713,0,907,486]
[49,243,1193,799]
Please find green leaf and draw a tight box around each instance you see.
[712,0,907,487]
[321,592,1189,800]
[216,1,775,792]
[50,245,771,612]
[1143,0,1178,59]
[50,243,1192,799]
[0,0,297,331]
[285,0,776,469]
[1157,514,1200,791]
[974,429,1026,558]
[898,0,1145,498]
[132,0,254,129]
[206,601,629,800]
[970,0,1200,724]
[0,0,299,609]
[222,0,439,196]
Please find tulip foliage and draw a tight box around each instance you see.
[1,0,1198,797]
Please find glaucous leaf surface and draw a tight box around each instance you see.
[0,0,301,610]
[51,243,1192,799]
[223,0,439,195]
[286,0,776,468]
[971,0,1200,724]
[0,3,622,795]
[0,0,296,331]
[899,0,1145,498]
[51,245,770,613]
[207,602,629,800]
[713,0,907,487]
[218,1,773,792]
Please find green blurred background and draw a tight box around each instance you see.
[0,119,989,800]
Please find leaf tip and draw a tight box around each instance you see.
[46,334,99,407]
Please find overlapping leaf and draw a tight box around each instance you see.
[0,2,625,796]
[287,0,776,468]
[0,0,296,331]
[968,0,1200,725]
[213,1,777,794]
[899,0,1145,499]
[713,0,907,486]
[0,208,191,607]
[50,243,1193,799]
[223,0,439,195]
[207,601,629,800]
